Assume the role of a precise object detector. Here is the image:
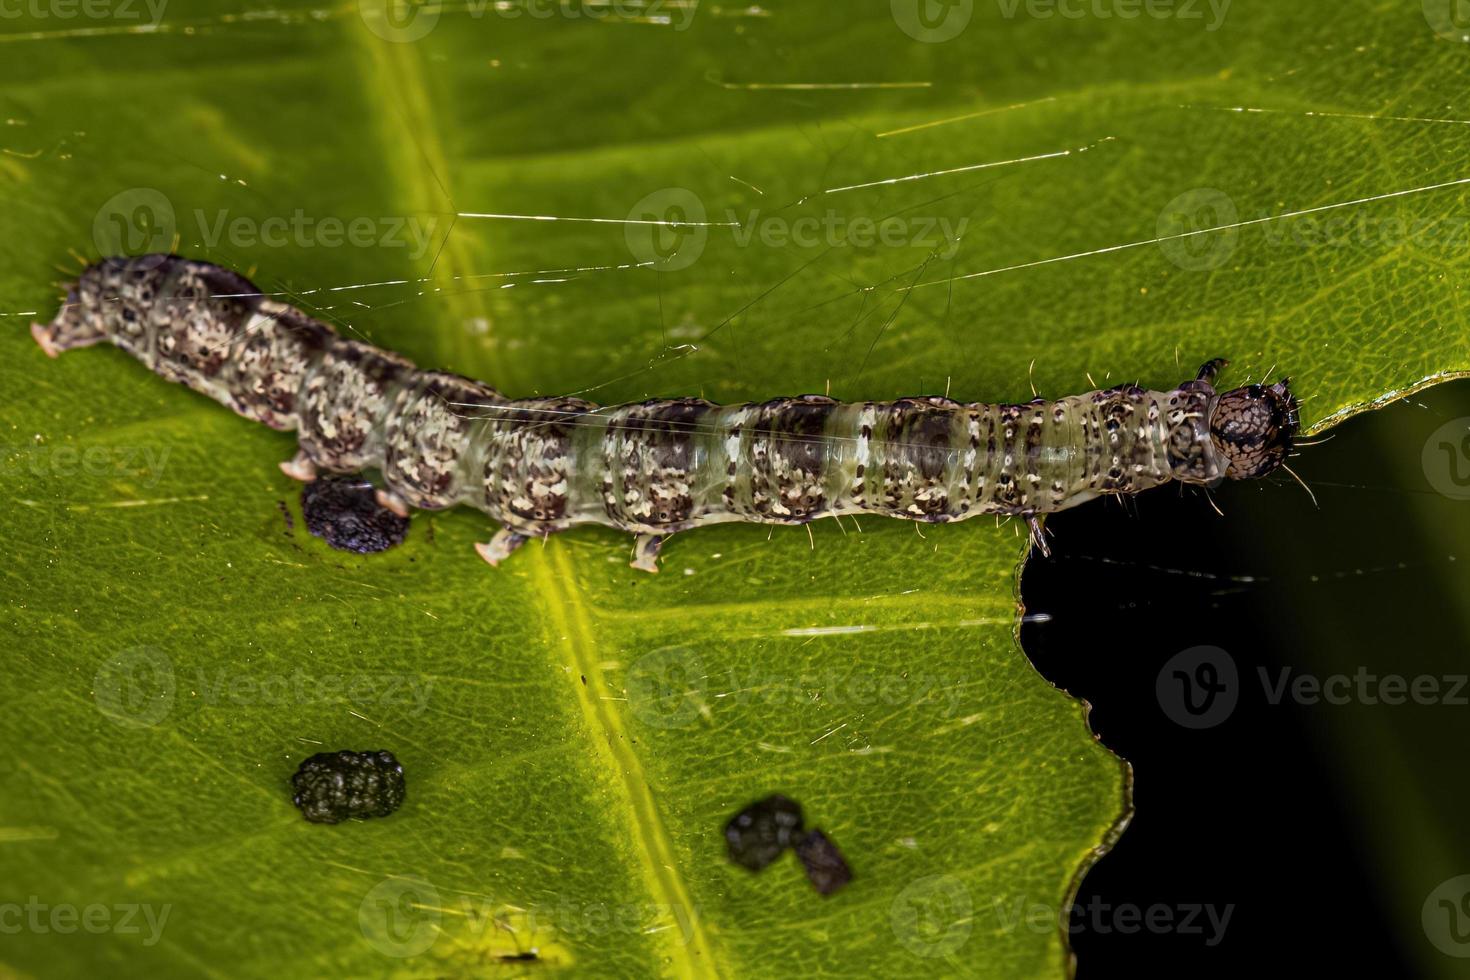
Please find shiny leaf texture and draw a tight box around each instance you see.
[3,0,1468,976]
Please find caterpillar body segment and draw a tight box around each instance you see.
[33,255,1301,571]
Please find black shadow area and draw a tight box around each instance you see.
[1021,380,1470,978]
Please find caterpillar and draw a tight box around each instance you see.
[31,254,1300,572]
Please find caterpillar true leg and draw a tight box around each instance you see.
[280,449,318,482]
[475,528,530,567]
[35,255,1303,576]
[631,534,666,574]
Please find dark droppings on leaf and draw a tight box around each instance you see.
[725,794,852,895]
[301,476,408,554]
[794,829,852,896]
[724,794,804,871]
[290,749,405,824]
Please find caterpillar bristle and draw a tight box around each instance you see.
[1279,462,1320,509]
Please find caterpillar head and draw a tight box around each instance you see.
[1210,380,1300,480]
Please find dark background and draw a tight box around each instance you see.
[1021,378,1470,978]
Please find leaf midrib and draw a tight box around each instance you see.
[531,546,721,978]
[354,26,719,977]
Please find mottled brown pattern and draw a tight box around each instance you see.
[150,261,255,393]
[34,254,1299,572]
[384,372,503,510]
[94,256,159,359]
[747,396,835,523]
[228,302,336,430]
[877,397,960,520]
[297,341,414,472]
[601,398,713,529]
[482,396,592,530]
[1164,386,1217,480]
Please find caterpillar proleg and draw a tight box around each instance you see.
[32,255,1301,571]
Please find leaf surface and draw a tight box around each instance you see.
[3,1,1466,975]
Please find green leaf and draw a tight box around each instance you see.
[3,1,1467,976]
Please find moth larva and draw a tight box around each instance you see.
[32,255,1301,572]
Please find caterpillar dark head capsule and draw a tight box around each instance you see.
[1210,380,1300,480]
